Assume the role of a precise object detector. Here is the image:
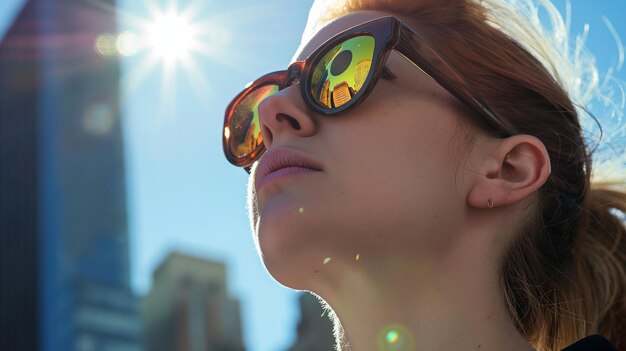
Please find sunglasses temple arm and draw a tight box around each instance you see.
[396,27,516,137]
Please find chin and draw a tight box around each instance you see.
[256,216,311,289]
[255,204,341,291]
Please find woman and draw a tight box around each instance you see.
[222,0,625,350]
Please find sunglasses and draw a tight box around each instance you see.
[222,16,517,172]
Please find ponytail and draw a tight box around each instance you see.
[575,184,626,348]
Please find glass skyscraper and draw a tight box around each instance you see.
[0,1,140,350]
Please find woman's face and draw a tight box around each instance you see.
[248,10,479,289]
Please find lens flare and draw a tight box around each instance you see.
[116,31,139,56]
[386,330,399,344]
[83,103,114,135]
[378,324,416,351]
[95,33,117,56]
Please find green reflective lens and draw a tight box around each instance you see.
[228,84,279,158]
[310,35,375,109]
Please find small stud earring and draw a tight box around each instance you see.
[487,199,494,208]
[505,153,511,160]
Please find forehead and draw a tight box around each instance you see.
[293,10,394,62]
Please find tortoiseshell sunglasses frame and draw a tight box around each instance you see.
[223,16,517,173]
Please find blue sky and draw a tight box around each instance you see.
[1,1,625,351]
[117,1,315,350]
[0,0,24,40]
[119,1,626,350]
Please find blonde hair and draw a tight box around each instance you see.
[302,1,626,350]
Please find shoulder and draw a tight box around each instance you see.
[561,335,618,351]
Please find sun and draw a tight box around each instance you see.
[147,12,197,62]
[115,2,273,117]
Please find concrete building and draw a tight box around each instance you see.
[142,252,245,351]
[287,293,335,351]
[0,1,140,350]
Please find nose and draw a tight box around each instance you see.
[258,85,317,150]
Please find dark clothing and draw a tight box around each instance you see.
[562,335,618,351]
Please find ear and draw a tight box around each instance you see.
[467,135,551,209]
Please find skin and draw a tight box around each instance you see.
[247,10,551,351]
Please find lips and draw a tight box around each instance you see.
[255,148,323,191]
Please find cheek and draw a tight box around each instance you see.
[325,108,466,251]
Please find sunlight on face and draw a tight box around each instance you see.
[147,12,196,61]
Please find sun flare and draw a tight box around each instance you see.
[117,2,276,117]
[147,12,197,61]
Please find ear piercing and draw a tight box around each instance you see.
[486,155,509,209]
[486,154,510,208]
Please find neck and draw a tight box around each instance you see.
[311,244,534,351]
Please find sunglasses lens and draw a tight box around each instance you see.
[310,35,375,110]
[226,84,279,158]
